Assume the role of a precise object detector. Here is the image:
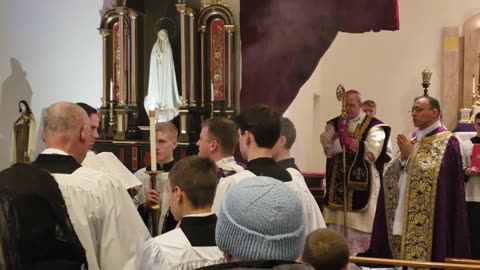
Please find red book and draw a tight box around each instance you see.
[471,144,480,169]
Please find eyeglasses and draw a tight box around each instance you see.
[409,107,435,114]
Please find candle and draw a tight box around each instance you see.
[110,80,113,100]
[149,110,157,171]
[473,74,476,96]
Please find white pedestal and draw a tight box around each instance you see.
[460,107,472,123]
[473,105,480,120]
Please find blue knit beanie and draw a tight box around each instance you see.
[215,176,305,261]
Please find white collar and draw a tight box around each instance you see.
[183,212,215,218]
[216,156,235,166]
[349,111,365,124]
[415,120,441,142]
[41,148,70,156]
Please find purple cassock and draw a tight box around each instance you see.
[367,126,471,262]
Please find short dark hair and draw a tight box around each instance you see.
[280,117,296,149]
[302,228,349,270]
[414,96,441,114]
[169,156,218,209]
[76,102,98,117]
[475,112,480,121]
[235,105,281,148]
[202,117,239,156]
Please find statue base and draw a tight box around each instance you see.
[460,107,472,123]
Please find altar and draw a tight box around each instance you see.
[93,0,239,170]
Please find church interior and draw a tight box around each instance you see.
[0,0,479,171]
[2,0,480,268]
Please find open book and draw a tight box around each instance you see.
[82,151,142,189]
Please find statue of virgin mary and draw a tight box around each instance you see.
[144,29,183,123]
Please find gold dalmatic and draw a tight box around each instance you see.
[383,131,451,261]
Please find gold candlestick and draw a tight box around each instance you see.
[421,67,432,97]
[144,170,162,236]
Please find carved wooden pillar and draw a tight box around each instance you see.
[118,9,126,107]
[200,26,206,107]
[187,7,196,107]
[225,25,235,108]
[176,3,189,143]
[176,4,188,103]
[129,11,138,106]
[98,28,111,138]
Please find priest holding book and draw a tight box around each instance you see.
[461,112,480,259]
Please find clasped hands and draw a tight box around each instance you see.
[334,122,358,152]
[466,167,480,176]
[397,134,413,161]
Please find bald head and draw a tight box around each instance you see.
[42,102,90,163]
[43,102,89,135]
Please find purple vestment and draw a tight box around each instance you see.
[369,127,471,262]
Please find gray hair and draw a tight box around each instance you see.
[42,102,88,135]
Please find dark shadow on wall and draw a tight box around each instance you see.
[0,58,33,170]
[34,108,47,157]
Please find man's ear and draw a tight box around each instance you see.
[279,136,287,148]
[210,139,219,152]
[172,139,179,150]
[245,131,253,146]
[174,185,183,203]
[40,128,46,143]
[79,125,88,142]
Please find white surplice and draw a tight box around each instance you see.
[43,149,150,270]
[215,156,244,173]
[286,167,327,234]
[134,167,170,236]
[138,214,224,270]
[461,138,480,202]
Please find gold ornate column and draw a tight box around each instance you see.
[99,2,141,140]
[129,11,138,105]
[225,25,235,108]
[176,4,188,103]
[198,1,236,118]
[98,28,111,138]
[187,7,196,107]
[176,3,190,143]
[99,29,111,106]
[200,26,206,107]
[118,9,126,106]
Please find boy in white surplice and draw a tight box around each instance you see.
[138,156,224,270]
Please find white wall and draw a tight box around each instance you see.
[286,0,480,172]
[0,1,103,169]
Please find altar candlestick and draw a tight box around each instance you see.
[110,80,113,100]
[149,110,157,171]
